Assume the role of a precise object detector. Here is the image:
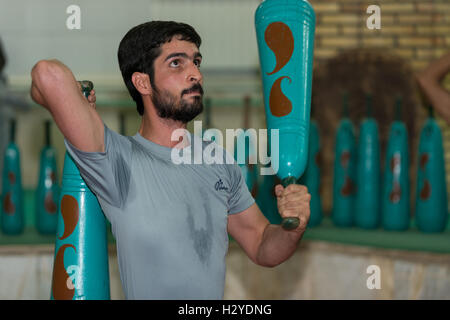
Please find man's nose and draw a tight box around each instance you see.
[187,63,203,83]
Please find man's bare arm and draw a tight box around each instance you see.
[228,185,310,268]
[416,52,450,124]
[30,59,104,152]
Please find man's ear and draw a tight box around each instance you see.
[131,72,152,96]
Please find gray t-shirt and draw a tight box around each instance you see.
[64,125,254,299]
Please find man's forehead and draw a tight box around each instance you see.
[161,37,200,55]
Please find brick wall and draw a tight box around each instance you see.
[310,0,450,71]
[308,0,450,213]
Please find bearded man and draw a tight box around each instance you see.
[30,21,311,300]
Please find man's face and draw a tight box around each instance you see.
[151,37,204,123]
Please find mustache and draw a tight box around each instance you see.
[181,83,204,97]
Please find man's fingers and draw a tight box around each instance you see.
[88,90,96,102]
[278,198,310,210]
[275,184,308,198]
[275,183,311,230]
[280,184,308,197]
[279,191,310,203]
[280,200,310,210]
[274,184,284,197]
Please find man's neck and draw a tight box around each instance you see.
[138,110,190,149]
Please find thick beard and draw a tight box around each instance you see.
[151,86,203,124]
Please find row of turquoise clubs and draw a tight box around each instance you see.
[0,119,59,235]
[240,97,448,233]
[0,119,105,236]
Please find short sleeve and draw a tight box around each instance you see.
[64,124,132,211]
[227,162,255,215]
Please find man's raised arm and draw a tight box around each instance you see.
[30,59,104,152]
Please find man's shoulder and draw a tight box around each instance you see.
[104,125,133,150]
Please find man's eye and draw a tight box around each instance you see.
[194,60,201,67]
[170,60,180,67]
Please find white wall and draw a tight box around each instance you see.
[0,0,261,88]
[1,0,148,85]
[150,0,261,70]
[0,0,266,189]
[1,242,450,299]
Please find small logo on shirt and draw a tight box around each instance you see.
[215,179,228,191]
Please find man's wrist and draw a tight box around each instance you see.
[282,225,305,242]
